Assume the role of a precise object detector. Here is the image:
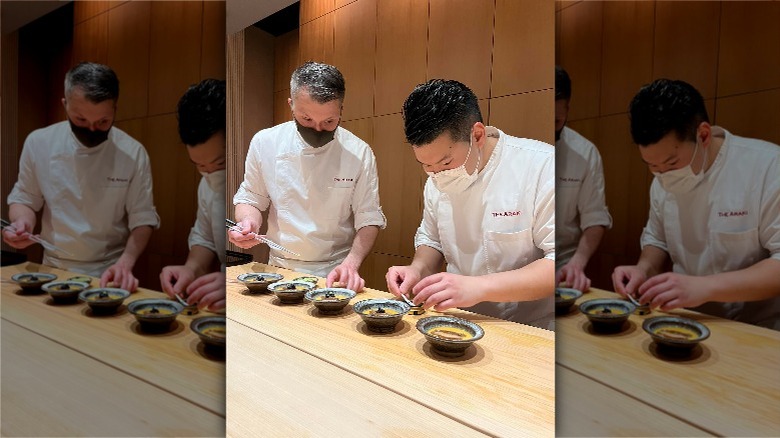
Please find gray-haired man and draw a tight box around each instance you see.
[229,61,386,291]
[4,62,159,291]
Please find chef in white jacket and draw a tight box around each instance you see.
[4,62,159,292]
[230,62,386,291]
[555,66,612,292]
[613,79,780,330]
[160,79,226,311]
[386,80,555,329]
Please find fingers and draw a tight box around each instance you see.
[160,269,176,297]
[326,269,339,288]
[555,269,562,286]
[385,268,403,296]
[612,270,627,296]
[100,269,113,288]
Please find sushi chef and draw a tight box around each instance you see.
[160,79,226,311]
[229,62,386,292]
[385,79,555,329]
[4,62,159,292]
[613,79,780,330]
[555,66,612,292]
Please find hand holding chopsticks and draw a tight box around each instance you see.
[225,218,301,257]
[1,219,72,255]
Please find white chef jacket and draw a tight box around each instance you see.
[414,127,555,329]
[188,170,227,269]
[555,126,612,267]
[233,121,386,277]
[641,127,780,330]
[8,121,160,276]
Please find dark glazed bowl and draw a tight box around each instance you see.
[305,288,356,314]
[11,272,57,293]
[42,281,89,304]
[579,298,635,331]
[643,316,710,351]
[79,288,130,314]
[237,272,284,293]
[190,316,226,348]
[128,299,184,331]
[268,281,315,304]
[416,316,484,357]
[555,287,583,314]
[353,299,410,333]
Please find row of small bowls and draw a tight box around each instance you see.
[556,287,710,352]
[238,272,484,357]
[10,272,224,348]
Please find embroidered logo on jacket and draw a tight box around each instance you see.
[107,177,129,183]
[334,177,354,182]
[718,210,748,218]
[558,177,581,183]
[492,211,521,218]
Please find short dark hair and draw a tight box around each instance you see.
[290,61,345,104]
[64,62,119,103]
[629,79,709,146]
[555,66,571,101]
[402,79,482,146]
[177,79,226,146]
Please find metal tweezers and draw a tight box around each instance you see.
[225,219,300,257]
[1,219,73,255]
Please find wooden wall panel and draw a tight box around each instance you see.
[107,1,151,121]
[374,0,427,116]
[72,14,108,65]
[333,0,376,121]
[493,0,554,97]
[428,0,494,99]
[300,0,335,25]
[73,1,111,24]
[716,90,780,147]
[273,90,292,126]
[273,30,300,92]
[201,1,227,81]
[600,1,654,116]
[299,13,334,65]
[557,0,602,121]
[653,1,720,99]
[360,252,412,293]
[717,1,780,97]
[489,90,555,144]
[148,1,203,116]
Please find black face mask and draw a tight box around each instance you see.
[294,119,337,148]
[68,118,111,148]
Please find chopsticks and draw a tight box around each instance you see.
[225,219,301,257]
[1,219,72,255]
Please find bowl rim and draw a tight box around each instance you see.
[42,280,90,293]
[353,298,411,316]
[78,287,131,302]
[416,316,485,343]
[237,272,284,283]
[11,272,57,282]
[579,298,636,319]
[127,298,184,316]
[555,287,583,302]
[642,316,710,344]
[190,316,226,336]
[267,280,315,293]
[304,287,356,302]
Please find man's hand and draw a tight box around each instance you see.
[637,273,711,311]
[386,265,422,298]
[557,259,591,292]
[101,260,139,292]
[2,219,36,249]
[159,265,196,298]
[186,272,226,311]
[611,265,648,299]
[411,272,484,312]
[327,260,365,292]
[228,218,262,249]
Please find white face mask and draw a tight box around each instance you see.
[200,168,226,193]
[652,139,708,195]
[426,136,481,194]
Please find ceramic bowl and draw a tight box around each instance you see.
[237,272,284,293]
[579,298,635,331]
[643,316,710,351]
[305,288,356,314]
[268,281,315,304]
[42,281,90,304]
[67,275,94,286]
[416,316,485,357]
[127,298,184,331]
[190,316,226,348]
[79,288,130,314]
[555,287,583,314]
[293,276,320,287]
[11,272,57,292]
[353,299,410,333]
